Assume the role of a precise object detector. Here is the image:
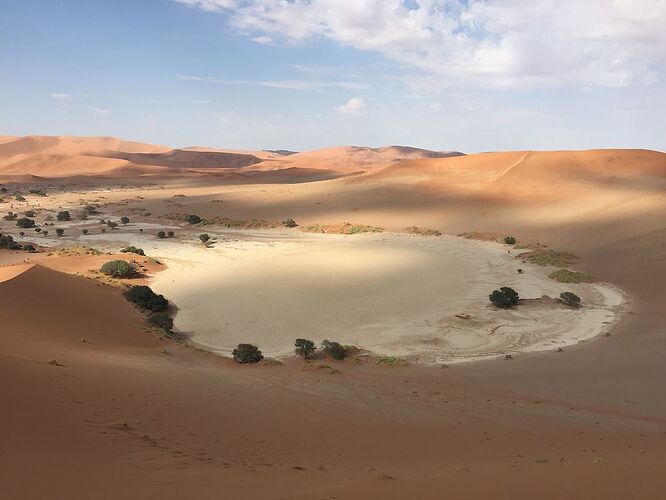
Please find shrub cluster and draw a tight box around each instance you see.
[282,218,297,228]
[149,312,173,332]
[186,214,202,224]
[56,211,71,221]
[294,338,316,359]
[124,285,169,312]
[121,246,145,256]
[504,236,517,245]
[3,212,17,221]
[322,339,346,360]
[489,287,520,308]
[16,217,36,228]
[232,344,264,364]
[560,291,582,308]
[100,260,137,278]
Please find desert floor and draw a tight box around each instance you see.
[1,139,665,499]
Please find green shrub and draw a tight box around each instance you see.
[489,287,520,308]
[232,344,264,364]
[549,269,594,283]
[83,204,97,214]
[199,233,210,243]
[294,338,316,359]
[322,339,346,360]
[29,189,46,196]
[167,231,174,238]
[504,236,517,244]
[56,211,71,221]
[106,220,118,229]
[55,228,64,236]
[23,244,36,253]
[42,230,48,236]
[120,216,129,225]
[15,195,25,202]
[121,245,145,256]
[100,260,136,278]
[149,312,173,332]
[157,230,166,239]
[186,214,202,224]
[16,217,35,228]
[282,218,297,228]
[81,229,89,235]
[0,234,21,249]
[124,285,169,312]
[560,291,582,307]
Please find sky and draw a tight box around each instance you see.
[1,0,665,152]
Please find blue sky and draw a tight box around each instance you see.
[1,0,664,152]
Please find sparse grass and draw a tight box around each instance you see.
[405,226,442,236]
[523,249,578,267]
[375,356,409,367]
[303,222,384,235]
[549,268,594,283]
[49,246,102,257]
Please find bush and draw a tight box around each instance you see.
[24,210,35,217]
[560,291,581,308]
[232,344,264,364]
[120,216,129,225]
[0,234,21,249]
[15,195,25,202]
[23,244,36,253]
[149,312,173,332]
[56,211,71,221]
[101,228,106,233]
[489,287,520,308]
[100,260,136,278]
[121,245,145,256]
[167,231,174,238]
[282,218,297,228]
[29,189,46,196]
[199,233,210,243]
[35,227,42,233]
[294,338,316,359]
[157,231,166,239]
[81,229,89,235]
[504,236,517,245]
[42,230,48,236]
[55,228,64,236]
[322,339,346,360]
[3,212,17,220]
[124,285,169,312]
[186,214,202,224]
[83,204,97,214]
[16,217,36,228]
[106,220,118,230]
[549,269,594,283]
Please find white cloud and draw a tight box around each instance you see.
[49,92,72,101]
[177,74,367,91]
[175,0,666,89]
[335,97,366,115]
[87,106,111,115]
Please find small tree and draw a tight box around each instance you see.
[560,291,581,308]
[199,233,210,243]
[15,195,26,202]
[120,216,130,225]
[232,344,264,364]
[149,312,173,332]
[167,231,175,238]
[83,204,97,214]
[81,229,89,235]
[322,339,346,360]
[157,230,166,239]
[56,211,71,221]
[100,260,136,278]
[42,230,49,237]
[295,338,316,359]
[124,285,169,312]
[16,217,36,228]
[55,228,64,237]
[35,227,42,233]
[489,287,520,308]
[504,236,517,245]
[23,244,36,253]
[282,218,297,228]
[106,220,118,230]
[186,214,202,224]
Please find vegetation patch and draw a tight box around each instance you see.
[100,260,137,278]
[405,226,442,236]
[121,246,145,256]
[522,249,578,267]
[303,222,384,235]
[375,356,409,367]
[232,344,264,364]
[124,285,169,312]
[549,269,594,283]
[489,287,520,308]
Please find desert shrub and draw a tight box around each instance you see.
[56,211,71,221]
[16,217,36,228]
[232,344,264,364]
[106,220,118,230]
[23,244,36,253]
[167,231,174,238]
[35,227,42,233]
[120,216,129,225]
[149,312,173,332]
[0,234,21,249]
[83,204,97,214]
[524,249,578,267]
[322,339,346,360]
[199,233,210,243]
[100,260,136,278]
[24,210,35,217]
[121,245,145,256]
[81,229,89,235]
[560,291,582,307]
[376,356,409,367]
[157,231,166,239]
[489,287,520,308]
[101,228,106,233]
[3,212,17,221]
[294,338,316,359]
[282,218,297,228]
[55,228,64,236]
[42,230,49,236]
[186,214,202,225]
[504,236,517,245]
[29,189,46,196]
[549,269,594,283]
[15,195,26,202]
[124,285,169,312]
